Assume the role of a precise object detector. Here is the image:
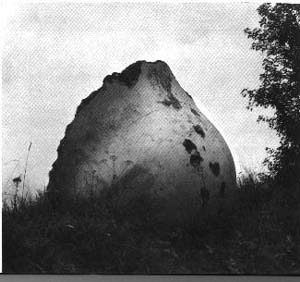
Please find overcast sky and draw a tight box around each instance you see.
[2,3,280,192]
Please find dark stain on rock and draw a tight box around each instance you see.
[191,108,200,117]
[193,125,205,138]
[183,139,197,154]
[159,95,182,110]
[148,61,172,93]
[220,182,226,198]
[103,72,118,84]
[190,151,204,167]
[200,187,210,207]
[202,146,206,151]
[75,61,143,116]
[103,61,143,88]
[149,62,182,110]
[209,162,220,176]
[121,165,147,187]
[120,165,155,192]
[183,139,204,168]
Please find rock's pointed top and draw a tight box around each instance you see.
[103,60,174,89]
[76,60,175,115]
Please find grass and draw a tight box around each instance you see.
[3,172,300,274]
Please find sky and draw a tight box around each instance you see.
[2,2,280,194]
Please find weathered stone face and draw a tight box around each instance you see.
[47,60,236,220]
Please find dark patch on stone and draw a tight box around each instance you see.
[148,61,173,93]
[183,139,197,154]
[149,61,182,110]
[118,61,143,87]
[120,165,155,192]
[75,61,143,116]
[202,146,206,151]
[193,125,205,138]
[220,182,226,198]
[103,72,119,84]
[121,165,148,187]
[190,151,204,167]
[183,139,203,168]
[103,61,143,88]
[159,95,182,110]
[191,108,200,116]
[200,187,210,207]
[209,162,220,177]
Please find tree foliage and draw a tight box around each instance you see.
[242,4,300,187]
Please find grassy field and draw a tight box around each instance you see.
[3,173,300,274]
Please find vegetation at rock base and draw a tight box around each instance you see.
[3,172,300,274]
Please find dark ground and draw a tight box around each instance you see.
[3,176,300,274]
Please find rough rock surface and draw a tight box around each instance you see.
[47,60,236,221]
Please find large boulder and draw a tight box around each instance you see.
[48,60,236,222]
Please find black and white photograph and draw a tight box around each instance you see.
[1,1,300,274]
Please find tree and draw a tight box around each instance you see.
[242,4,300,190]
